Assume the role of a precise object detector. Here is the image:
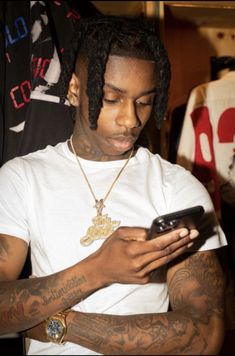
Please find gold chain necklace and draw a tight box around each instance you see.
[70,136,134,246]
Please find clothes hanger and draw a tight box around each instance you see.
[210,56,235,80]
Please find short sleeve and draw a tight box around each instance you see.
[168,165,227,251]
[0,160,29,243]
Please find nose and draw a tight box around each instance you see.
[116,101,141,129]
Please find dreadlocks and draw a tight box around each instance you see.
[59,15,171,129]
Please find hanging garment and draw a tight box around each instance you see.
[176,71,235,217]
[0,0,98,165]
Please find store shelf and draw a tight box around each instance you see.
[90,1,143,16]
[164,1,235,27]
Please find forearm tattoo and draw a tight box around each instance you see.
[0,274,87,333]
[67,252,225,355]
[169,252,225,320]
[0,234,91,333]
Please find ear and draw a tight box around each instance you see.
[67,72,80,107]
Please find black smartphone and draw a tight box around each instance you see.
[148,205,205,239]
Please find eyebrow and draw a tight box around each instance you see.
[104,83,157,96]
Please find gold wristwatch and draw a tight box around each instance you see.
[45,310,70,345]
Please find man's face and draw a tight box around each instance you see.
[73,55,158,160]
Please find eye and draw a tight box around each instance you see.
[103,98,119,104]
[135,94,155,107]
[136,100,153,106]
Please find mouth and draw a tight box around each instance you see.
[108,135,137,152]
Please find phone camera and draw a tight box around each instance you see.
[167,219,178,229]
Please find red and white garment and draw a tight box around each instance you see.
[176,71,235,217]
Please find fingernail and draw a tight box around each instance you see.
[189,230,199,239]
[188,242,194,248]
[179,228,189,237]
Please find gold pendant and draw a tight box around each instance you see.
[80,199,120,246]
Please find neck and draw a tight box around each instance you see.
[70,130,135,162]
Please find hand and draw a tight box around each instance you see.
[91,226,199,285]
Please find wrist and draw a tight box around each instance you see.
[45,309,71,345]
[81,252,109,289]
[64,309,76,343]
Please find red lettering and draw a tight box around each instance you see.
[32,57,51,79]
[40,59,50,78]
[20,80,31,103]
[191,106,221,212]
[32,57,42,78]
[66,10,81,20]
[10,80,32,109]
[10,85,24,109]
[5,52,11,63]
[217,108,235,143]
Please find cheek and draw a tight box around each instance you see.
[136,106,154,124]
[98,106,119,126]
[100,104,119,115]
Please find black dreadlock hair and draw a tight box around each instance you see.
[59,14,171,129]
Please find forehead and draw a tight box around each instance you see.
[104,55,158,90]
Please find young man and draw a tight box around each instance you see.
[0,15,227,355]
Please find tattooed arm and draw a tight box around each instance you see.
[0,227,200,336]
[166,250,225,354]
[0,234,103,335]
[54,250,224,355]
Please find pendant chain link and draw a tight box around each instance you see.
[70,136,134,210]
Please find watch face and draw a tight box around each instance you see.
[47,319,64,340]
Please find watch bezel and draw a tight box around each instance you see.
[45,312,67,345]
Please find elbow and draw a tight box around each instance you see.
[204,317,226,355]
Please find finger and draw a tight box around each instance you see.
[131,231,199,271]
[150,227,199,251]
[189,229,199,239]
[148,227,188,241]
[115,226,148,241]
[121,228,189,255]
[121,228,198,259]
[125,242,193,282]
[160,229,199,252]
[141,242,195,275]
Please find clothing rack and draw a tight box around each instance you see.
[210,56,235,80]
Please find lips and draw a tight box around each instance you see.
[108,135,136,151]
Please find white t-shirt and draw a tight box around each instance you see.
[0,141,227,355]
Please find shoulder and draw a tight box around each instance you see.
[137,145,198,179]
[136,146,206,201]
[138,147,196,183]
[136,147,218,215]
[136,146,185,172]
[0,141,66,174]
